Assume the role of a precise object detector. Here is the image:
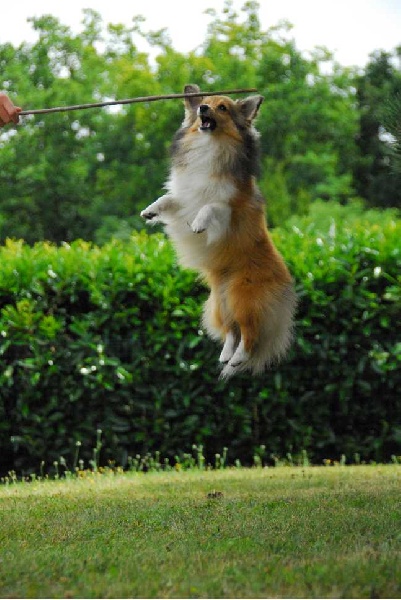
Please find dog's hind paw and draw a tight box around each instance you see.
[219,361,242,380]
[228,341,250,368]
[219,341,251,379]
[219,331,237,364]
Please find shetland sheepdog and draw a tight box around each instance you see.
[141,84,296,378]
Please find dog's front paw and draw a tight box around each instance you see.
[141,207,159,221]
[190,216,208,234]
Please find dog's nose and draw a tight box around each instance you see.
[199,104,209,114]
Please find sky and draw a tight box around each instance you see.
[0,0,400,69]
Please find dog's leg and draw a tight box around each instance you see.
[220,337,251,378]
[220,277,263,378]
[141,194,176,223]
[191,203,231,244]
[228,338,251,367]
[219,330,237,364]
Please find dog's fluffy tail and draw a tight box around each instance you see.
[245,282,297,375]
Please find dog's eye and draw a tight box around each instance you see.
[218,104,227,112]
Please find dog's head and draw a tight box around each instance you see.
[183,84,264,140]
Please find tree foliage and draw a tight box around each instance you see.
[1,2,398,243]
[354,49,401,208]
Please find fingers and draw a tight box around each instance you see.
[0,93,21,126]
[12,107,22,124]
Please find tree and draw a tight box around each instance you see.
[0,2,395,243]
[383,92,401,175]
[201,1,360,223]
[353,49,401,208]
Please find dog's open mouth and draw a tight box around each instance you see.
[199,115,217,131]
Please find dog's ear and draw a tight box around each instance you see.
[184,84,203,112]
[237,95,264,122]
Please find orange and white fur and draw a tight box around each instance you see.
[141,84,296,378]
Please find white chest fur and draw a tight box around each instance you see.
[162,136,236,269]
[168,137,236,214]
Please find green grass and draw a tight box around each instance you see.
[1,465,401,598]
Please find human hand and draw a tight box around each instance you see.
[0,92,22,127]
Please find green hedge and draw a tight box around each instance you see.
[1,204,400,474]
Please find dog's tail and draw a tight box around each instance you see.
[246,282,297,374]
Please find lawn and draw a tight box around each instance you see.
[0,465,400,598]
